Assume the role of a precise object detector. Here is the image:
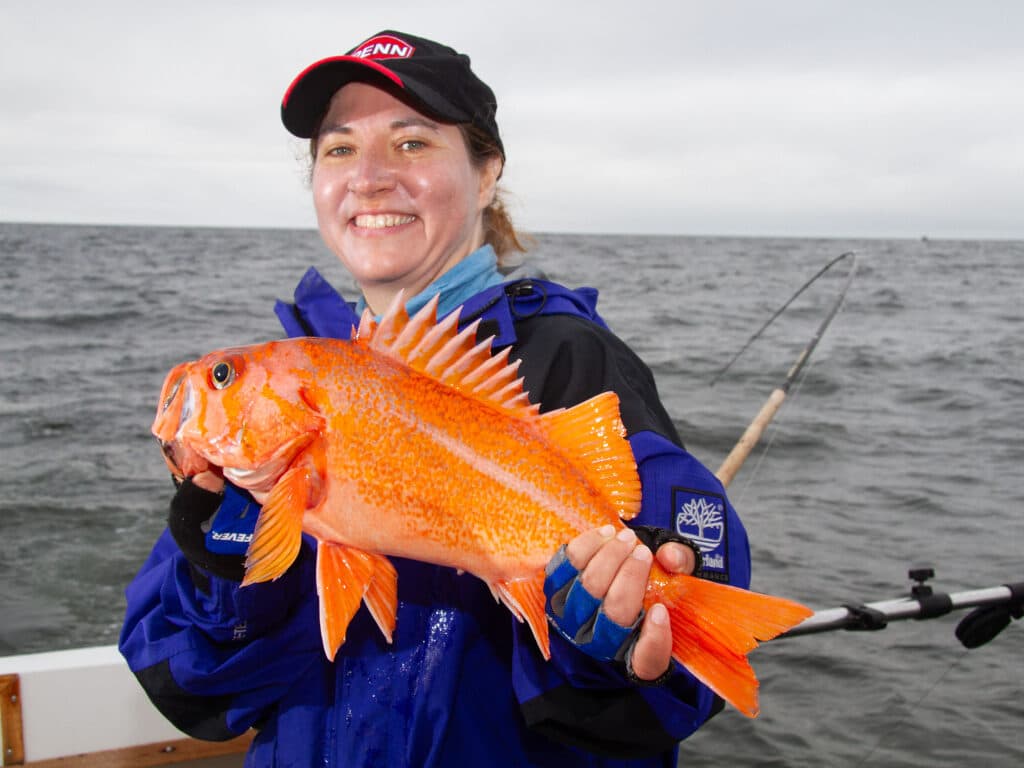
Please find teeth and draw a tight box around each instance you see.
[354,213,416,229]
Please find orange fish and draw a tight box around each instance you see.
[152,293,812,717]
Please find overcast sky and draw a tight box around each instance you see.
[3,1,1022,238]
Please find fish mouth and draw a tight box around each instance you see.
[222,432,315,494]
[153,370,208,479]
[159,438,214,481]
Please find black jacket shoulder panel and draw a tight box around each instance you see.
[508,313,683,447]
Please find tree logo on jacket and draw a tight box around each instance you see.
[673,488,729,582]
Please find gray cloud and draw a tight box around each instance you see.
[3,1,1022,238]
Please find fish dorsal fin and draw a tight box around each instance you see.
[356,291,540,420]
[538,392,642,520]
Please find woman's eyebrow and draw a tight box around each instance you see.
[390,117,440,132]
[318,123,351,137]
[318,117,440,137]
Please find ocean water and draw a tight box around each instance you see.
[0,222,1021,765]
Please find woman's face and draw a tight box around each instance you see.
[312,82,501,309]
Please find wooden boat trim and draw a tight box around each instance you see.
[1,674,25,765]
[0,646,253,766]
[13,733,253,767]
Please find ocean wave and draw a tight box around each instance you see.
[4,223,1023,765]
[0,308,146,328]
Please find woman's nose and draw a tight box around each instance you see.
[348,147,396,196]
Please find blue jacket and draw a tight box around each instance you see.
[120,269,751,767]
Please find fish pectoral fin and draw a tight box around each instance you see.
[316,541,398,660]
[495,573,550,660]
[242,462,317,586]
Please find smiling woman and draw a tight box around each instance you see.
[118,29,759,768]
[310,82,502,313]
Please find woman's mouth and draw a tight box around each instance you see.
[352,213,417,229]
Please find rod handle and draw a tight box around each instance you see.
[715,388,787,488]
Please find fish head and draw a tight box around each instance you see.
[152,341,325,494]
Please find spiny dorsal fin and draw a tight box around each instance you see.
[355,290,540,420]
[538,392,642,520]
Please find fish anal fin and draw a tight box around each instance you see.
[539,392,642,520]
[316,541,399,660]
[495,572,550,660]
[242,461,319,586]
[646,565,814,718]
[362,552,398,644]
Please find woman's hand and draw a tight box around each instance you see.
[564,525,696,681]
[191,470,225,494]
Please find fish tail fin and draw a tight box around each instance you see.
[647,566,813,717]
[316,541,398,660]
[539,392,642,520]
[495,572,550,659]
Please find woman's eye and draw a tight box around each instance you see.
[322,144,353,158]
[399,139,427,152]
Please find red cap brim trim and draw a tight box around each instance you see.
[281,55,406,108]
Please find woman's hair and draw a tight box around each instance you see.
[306,112,529,266]
[457,124,529,263]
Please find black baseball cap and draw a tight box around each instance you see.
[281,30,503,157]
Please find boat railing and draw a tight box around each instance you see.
[0,645,251,766]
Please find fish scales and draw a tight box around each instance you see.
[314,347,593,574]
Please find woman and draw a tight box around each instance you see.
[120,30,751,767]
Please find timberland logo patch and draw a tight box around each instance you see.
[673,487,729,582]
[351,35,416,60]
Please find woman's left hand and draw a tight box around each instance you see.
[564,526,696,681]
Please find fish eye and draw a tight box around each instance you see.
[211,361,235,390]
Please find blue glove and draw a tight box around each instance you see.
[543,545,642,662]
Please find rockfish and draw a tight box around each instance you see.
[152,293,811,717]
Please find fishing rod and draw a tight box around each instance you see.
[780,567,1023,649]
[714,251,858,487]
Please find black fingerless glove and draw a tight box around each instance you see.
[168,478,246,582]
[631,525,704,578]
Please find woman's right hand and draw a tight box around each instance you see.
[191,470,226,494]
[168,475,247,581]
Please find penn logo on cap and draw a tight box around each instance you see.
[351,34,416,60]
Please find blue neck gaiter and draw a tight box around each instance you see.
[356,244,505,320]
